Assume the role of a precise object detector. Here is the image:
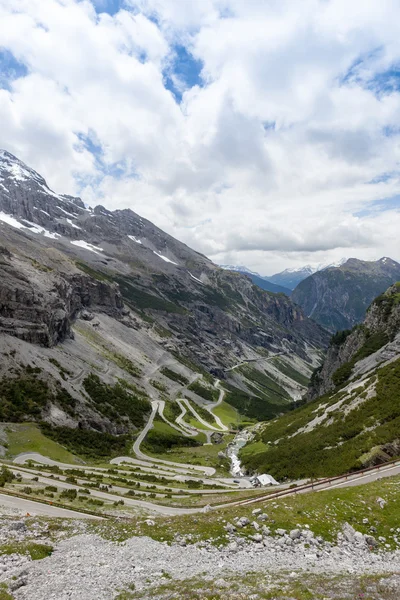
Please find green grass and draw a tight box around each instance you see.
[241,357,400,480]
[142,419,201,454]
[0,542,53,560]
[0,583,13,600]
[91,474,400,550]
[272,357,310,387]
[40,423,131,460]
[116,571,400,600]
[143,427,233,474]
[211,401,241,428]
[182,412,213,431]
[4,423,81,463]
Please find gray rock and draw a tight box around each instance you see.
[276,528,286,536]
[289,529,301,540]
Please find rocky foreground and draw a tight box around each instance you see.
[1,513,400,600]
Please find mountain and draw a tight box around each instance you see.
[220,265,291,295]
[268,259,347,290]
[241,282,400,480]
[268,266,316,290]
[0,150,329,443]
[291,257,400,333]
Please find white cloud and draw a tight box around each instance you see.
[0,0,399,274]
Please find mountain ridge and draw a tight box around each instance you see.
[291,257,400,332]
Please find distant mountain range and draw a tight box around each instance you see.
[220,260,348,294]
[291,257,400,332]
[267,259,348,290]
[219,265,292,295]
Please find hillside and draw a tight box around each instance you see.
[0,150,328,450]
[291,257,400,332]
[241,282,400,480]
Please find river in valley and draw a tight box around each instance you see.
[226,429,254,476]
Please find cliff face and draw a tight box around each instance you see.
[0,246,123,347]
[308,283,400,399]
[292,258,400,333]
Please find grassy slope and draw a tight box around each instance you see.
[212,401,242,428]
[241,357,400,480]
[4,423,81,464]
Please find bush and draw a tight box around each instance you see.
[0,466,14,487]
[188,381,218,402]
[60,489,77,501]
[160,368,189,385]
[83,373,150,428]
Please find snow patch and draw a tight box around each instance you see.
[153,251,178,265]
[189,271,203,284]
[66,218,81,230]
[0,212,26,230]
[128,235,142,244]
[71,240,104,254]
[0,212,59,239]
[22,219,60,239]
[57,206,77,218]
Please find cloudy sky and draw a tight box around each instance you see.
[1,0,400,275]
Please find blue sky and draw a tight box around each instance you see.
[0,0,400,273]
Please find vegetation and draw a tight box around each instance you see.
[83,373,150,428]
[0,369,76,421]
[186,400,218,427]
[241,357,400,480]
[160,367,189,385]
[272,357,310,387]
[40,423,131,459]
[212,401,242,428]
[188,381,218,402]
[0,466,14,487]
[0,542,53,561]
[222,378,290,422]
[143,419,201,454]
[114,276,186,314]
[4,423,80,463]
[332,329,390,387]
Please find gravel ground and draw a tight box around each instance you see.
[1,521,400,599]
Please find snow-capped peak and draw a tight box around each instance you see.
[219,264,262,277]
[0,150,46,186]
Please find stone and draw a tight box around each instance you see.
[289,529,301,540]
[257,513,268,522]
[365,535,378,548]
[376,497,387,509]
[224,523,236,534]
[342,522,356,543]
[252,508,262,516]
[276,528,286,536]
[251,534,263,543]
[237,517,250,528]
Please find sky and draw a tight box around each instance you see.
[0,0,400,276]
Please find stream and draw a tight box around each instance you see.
[227,429,254,476]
